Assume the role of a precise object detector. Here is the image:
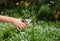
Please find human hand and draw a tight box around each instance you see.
[11,18,28,30]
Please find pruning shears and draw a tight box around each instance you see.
[21,19,32,24]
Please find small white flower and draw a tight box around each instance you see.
[20,32,26,35]
[50,1,52,3]
[48,4,51,6]
[52,2,54,4]
[25,39,28,41]
[21,40,24,41]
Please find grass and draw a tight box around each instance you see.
[0,21,60,41]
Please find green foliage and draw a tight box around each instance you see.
[56,2,60,11]
[0,0,60,20]
[37,5,54,21]
[0,21,60,41]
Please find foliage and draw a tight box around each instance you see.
[0,0,60,20]
[37,5,54,21]
[0,21,60,41]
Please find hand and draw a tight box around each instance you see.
[12,18,27,30]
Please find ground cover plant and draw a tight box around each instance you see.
[0,21,60,41]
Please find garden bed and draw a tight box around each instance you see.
[0,21,60,41]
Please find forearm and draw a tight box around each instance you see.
[0,15,14,23]
[0,15,27,30]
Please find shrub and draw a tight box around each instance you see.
[37,5,54,21]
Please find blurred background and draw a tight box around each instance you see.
[0,0,60,21]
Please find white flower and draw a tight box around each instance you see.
[21,40,24,41]
[50,1,52,3]
[20,32,26,35]
[25,39,28,41]
[52,2,54,4]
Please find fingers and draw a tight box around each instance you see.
[16,24,23,30]
[16,26,19,30]
[19,23,25,28]
[16,21,27,30]
[15,24,20,30]
[20,22,27,27]
[12,19,28,30]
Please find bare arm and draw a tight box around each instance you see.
[0,15,27,30]
[0,15,15,23]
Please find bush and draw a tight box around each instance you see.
[37,5,54,21]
